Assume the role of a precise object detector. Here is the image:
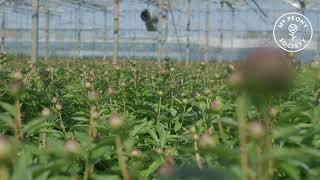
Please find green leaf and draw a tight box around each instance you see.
[71,116,89,122]
[272,126,299,139]
[220,117,237,127]
[198,101,207,112]
[0,102,15,116]
[140,158,163,178]
[174,121,182,132]
[0,112,14,127]
[31,160,66,178]
[130,121,148,137]
[12,149,33,180]
[22,117,53,137]
[91,174,121,180]
[148,128,160,147]
[48,176,72,180]
[280,162,300,180]
[169,107,177,117]
[91,146,112,161]
[156,124,168,148]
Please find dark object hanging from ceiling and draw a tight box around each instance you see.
[141,9,158,31]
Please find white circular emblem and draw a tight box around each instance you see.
[273,12,313,52]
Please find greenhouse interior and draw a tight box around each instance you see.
[1,0,320,179]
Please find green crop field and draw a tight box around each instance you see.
[1,52,320,180]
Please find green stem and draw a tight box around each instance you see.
[194,139,202,169]
[218,118,226,143]
[14,100,22,141]
[133,70,137,89]
[115,134,130,180]
[256,144,263,180]
[83,158,94,180]
[263,103,273,178]
[0,164,9,180]
[266,134,273,178]
[202,71,206,89]
[312,107,317,127]
[236,96,249,180]
[157,97,162,125]
[181,106,186,125]
[122,90,126,111]
[41,132,47,148]
[58,112,67,137]
[171,91,174,107]
[89,106,97,139]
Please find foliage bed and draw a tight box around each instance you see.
[1,55,320,180]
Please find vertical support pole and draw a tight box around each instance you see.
[72,9,76,58]
[317,35,320,60]
[219,1,224,63]
[103,8,108,60]
[93,12,96,57]
[157,0,164,66]
[19,12,22,55]
[59,15,62,57]
[130,1,136,59]
[31,0,39,64]
[231,8,235,61]
[1,6,6,52]
[197,8,200,62]
[186,0,192,65]
[317,13,320,60]
[45,0,50,61]
[113,0,119,64]
[77,2,82,59]
[15,11,18,55]
[204,0,210,63]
